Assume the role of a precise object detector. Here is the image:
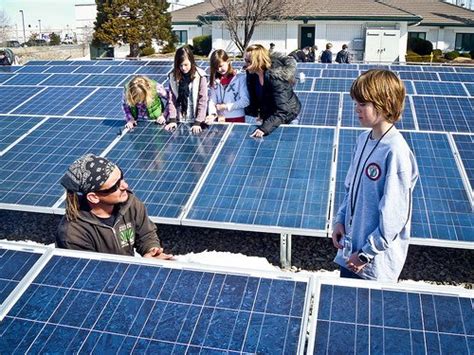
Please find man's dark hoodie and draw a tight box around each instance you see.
[245,53,301,135]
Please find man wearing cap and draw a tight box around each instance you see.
[56,154,173,259]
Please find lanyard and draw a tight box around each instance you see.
[348,125,394,229]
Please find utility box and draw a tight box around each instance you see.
[364,29,400,63]
[352,38,364,51]
[89,42,114,60]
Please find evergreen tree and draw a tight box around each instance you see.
[94,0,173,57]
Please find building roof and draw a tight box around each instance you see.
[171,1,215,24]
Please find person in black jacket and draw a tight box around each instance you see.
[244,44,301,137]
[321,43,333,63]
[336,44,351,64]
[289,47,310,62]
[0,50,12,65]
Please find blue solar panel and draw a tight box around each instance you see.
[423,66,455,72]
[0,74,15,84]
[453,134,474,191]
[78,74,128,87]
[0,115,45,151]
[439,72,474,82]
[314,78,353,92]
[405,132,473,242]
[413,96,473,133]
[465,83,474,96]
[106,123,228,218]
[186,125,334,231]
[46,61,73,66]
[12,87,94,116]
[39,74,87,86]
[0,254,309,353]
[68,88,123,119]
[4,73,51,86]
[16,65,49,73]
[321,69,359,78]
[310,282,473,355]
[0,66,21,73]
[455,67,474,73]
[294,77,314,91]
[74,65,108,74]
[121,60,149,65]
[297,68,322,77]
[25,60,50,66]
[414,81,469,96]
[404,80,414,94]
[297,92,340,126]
[297,62,326,69]
[0,118,122,207]
[0,248,42,305]
[44,65,79,74]
[398,71,439,81]
[104,65,140,74]
[147,60,174,66]
[359,64,389,71]
[136,66,172,75]
[391,65,423,72]
[0,86,43,114]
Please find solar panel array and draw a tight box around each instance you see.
[0,60,472,248]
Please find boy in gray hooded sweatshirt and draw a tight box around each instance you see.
[332,69,419,282]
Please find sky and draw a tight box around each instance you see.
[1,0,92,30]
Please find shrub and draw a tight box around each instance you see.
[460,52,471,58]
[193,35,212,56]
[49,32,61,46]
[406,50,422,63]
[161,41,176,54]
[140,46,155,56]
[445,51,460,60]
[470,49,474,59]
[432,49,443,57]
[407,37,433,55]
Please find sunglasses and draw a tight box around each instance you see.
[96,170,124,194]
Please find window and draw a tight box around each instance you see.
[173,30,188,45]
[455,33,474,51]
[408,32,426,40]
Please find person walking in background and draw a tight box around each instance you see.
[289,46,311,63]
[336,44,351,64]
[166,45,208,134]
[57,154,173,260]
[122,75,168,130]
[244,44,301,137]
[332,69,418,282]
[321,43,333,63]
[269,43,276,53]
[307,45,318,62]
[206,49,249,123]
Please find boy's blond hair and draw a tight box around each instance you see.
[245,44,272,72]
[350,69,406,123]
[125,75,154,107]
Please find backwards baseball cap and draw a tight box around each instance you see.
[60,154,117,194]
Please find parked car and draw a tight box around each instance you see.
[61,39,74,45]
[3,40,21,48]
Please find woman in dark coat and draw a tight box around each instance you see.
[244,44,301,137]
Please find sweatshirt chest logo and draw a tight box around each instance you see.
[118,223,135,247]
[365,163,381,181]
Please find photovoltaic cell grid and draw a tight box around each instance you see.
[43,65,79,74]
[105,122,228,219]
[422,66,455,72]
[321,69,359,78]
[3,73,51,86]
[104,65,140,74]
[0,249,41,305]
[137,66,172,75]
[0,118,122,207]
[0,74,15,84]
[455,67,474,73]
[0,255,309,354]
[78,74,128,87]
[439,72,474,83]
[16,65,49,73]
[413,96,473,133]
[404,132,473,242]
[414,81,468,96]
[465,83,474,96]
[314,78,353,93]
[294,77,314,91]
[12,87,95,116]
[0,86,43,114]
[74,65,108,74]
[0,115,45,152]
[68,88,124,119]
[398,71,439,81]
[310,283,473,355]
[453,134,474,191]
[297,68,322,78]
[186,125,334,231]
[39,73,88,86]
[297,92,340,126]
[341,94,416,130]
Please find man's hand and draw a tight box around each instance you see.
[216,103,227,111]
[156,115,166,125]
[332,223,345,249]
[205,114,216,125]
[165,122,177,132]
[144,247,174,260]
[250,129,264,138]
[217,115,226,123]
[125,120,137,130]
[191,125,202,134]
[345,252,367,274]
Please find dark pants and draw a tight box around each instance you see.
[340,266,364,279]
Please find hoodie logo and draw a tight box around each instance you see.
[118,223,135,247]
[366,163,381,181]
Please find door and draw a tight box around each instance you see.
[380,30,400,62]
[300,26,315,49]
[365,30,382,62]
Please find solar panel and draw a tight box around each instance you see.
[0,115,46,152]
[308,279,473,355]
[340,94,416,130]
[414,81,469,96]
[105,122,228,219]
[321,69,359,78]
[359,64,389,71]
[0,74,15,84]
[0,118,122,208]
[185,125,334,233]
[68,88,123,119]
[455,67,474,73]
[74,65,108,74]
[297,92,340,126]
[0,66,21,73]
[0,252,310,353]
[0,86,43,114]
[3,73,51,86]
[313,78,353,92]
[422,65,455,72]
[390,65,423,72]
[452,134,474,191]
[25,60,50,66]
[147,60,174,66]
[136,66,172,75]
[11,87,94,116]
[403,80,414,94]
[439,72,474,82]
[0,247,42,305]
[16,65,49,74]
[294,77,314,91]
[43,65,79,74]
[104,65,140,74]
[121,60,149,65]
[297,62,326,69]
[78,74,128,87]
[297,68,322,78]
[39,74,87,86]
[398,71,439,81]
[46,61,73,66]
[465,83,474,96]
[413,96,473,133]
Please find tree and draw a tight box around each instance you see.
[93,0,173,57]
[0,10,11,43]
[49,32,61,46]
[208,0,298,54]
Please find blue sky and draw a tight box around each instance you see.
[1,0,92,30]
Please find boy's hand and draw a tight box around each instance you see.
[332,223,345,249]
[205,114,216,125]
[217,115,226,123]
[191,125,202,134]
[216,103,227,111]
[164,122,177,132]
[125,120,137,130]
[143,247,174,260]
[250,129,264,138]
[345,252,367,273]
[156,115,166,125]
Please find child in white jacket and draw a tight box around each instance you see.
[206,49,249,123]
